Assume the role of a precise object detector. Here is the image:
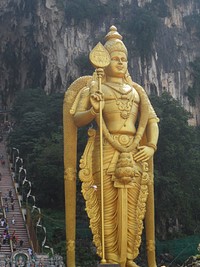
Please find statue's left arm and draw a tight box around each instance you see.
[137,100,159,267]
[134,118,159,162]
[132,94,158,266]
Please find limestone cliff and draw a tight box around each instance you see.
[0,0,200,124]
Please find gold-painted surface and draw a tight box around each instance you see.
[67,240,75,252]
[63,76,92,267]
[89,43,111,263]
[89,42,110,69]
[63,25,159,267]
[64,167,76,181]
[146,240,156,252]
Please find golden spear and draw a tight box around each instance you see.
[89,42,110,264]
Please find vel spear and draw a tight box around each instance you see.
[89,42,110,264]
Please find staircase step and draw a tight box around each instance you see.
[0,142,31,255]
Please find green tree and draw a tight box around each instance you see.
[150,92,200,239]
[65,0,119,25]
[10,88,47,124]
[8,88,64,208]
[28,134,64,209]
[145,0,169,18]
[124,7,159,60]
[186,58,200,106]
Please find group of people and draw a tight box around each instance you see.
[0,217,10,246]
[4,189,15,212]
[0,217,24,251]
[0,188,19,251]
[0,154,5,166]
[11,230,24,251]
[0,131,34,261]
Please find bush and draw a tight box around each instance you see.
[145,0,169,18]
[124,7,159,61]
[65,0,119,24]
[185,58,200,106]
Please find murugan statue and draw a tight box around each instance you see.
[63,26,159,267]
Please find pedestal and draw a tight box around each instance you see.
[98,264,120,267]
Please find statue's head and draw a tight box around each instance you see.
[104,26,128,79]
[104,25,127,56]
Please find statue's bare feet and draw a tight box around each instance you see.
[126,260,139,267]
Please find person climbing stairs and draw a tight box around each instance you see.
[0,140,31,254]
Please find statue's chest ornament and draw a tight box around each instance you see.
[106,84,135,119]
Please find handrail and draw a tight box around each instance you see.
[8,149,34,251]
[0,193,6,219]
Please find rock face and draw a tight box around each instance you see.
[0,0,200,124]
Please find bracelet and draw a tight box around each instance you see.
[90,107,98,116]
[147,142,157,151]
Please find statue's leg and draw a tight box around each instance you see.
[145,182,157,267]
[103,171,119,263]
[126,184,141,267]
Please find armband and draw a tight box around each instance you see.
[147,142,157,152]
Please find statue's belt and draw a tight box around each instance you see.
[108,134,134,146]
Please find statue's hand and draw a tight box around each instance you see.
[89,81,104,113]
[134,146,155,162]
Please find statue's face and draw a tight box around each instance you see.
[105,51,128,78]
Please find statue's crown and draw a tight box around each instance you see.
[104,25,127,55]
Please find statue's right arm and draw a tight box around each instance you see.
[73,87,96,127]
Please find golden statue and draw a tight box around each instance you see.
[63,26,159,267]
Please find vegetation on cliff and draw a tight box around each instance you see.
[186,58,200,106]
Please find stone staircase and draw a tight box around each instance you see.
[0,137,65,266]
[0,140,31,254]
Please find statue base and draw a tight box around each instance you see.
[98,264,120,266]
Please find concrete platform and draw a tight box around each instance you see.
[98,264,120,266]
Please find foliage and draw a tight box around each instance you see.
[65,0,119,25]
[74,54,94,76]
[29,134,64,208]
[10,88,47,124]
[123,7,159,61]
[185,58,200,106]
[150,92,200,239]
[76,238,99,267]
[157,235,200,264]
[145,0,169,18]
[8,88,64,208]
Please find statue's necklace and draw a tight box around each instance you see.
[106,83,135,120]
